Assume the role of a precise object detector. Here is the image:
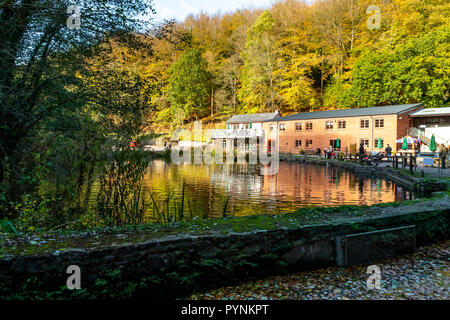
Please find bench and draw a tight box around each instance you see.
[304,149,320,156]
[422,158,435,167]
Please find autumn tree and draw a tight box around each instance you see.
[146,21,194,130]
[239,10,282,113]
[272,0,320,112]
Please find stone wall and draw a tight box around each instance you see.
[1,203,448,299]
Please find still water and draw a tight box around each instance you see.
[143,160,415,219]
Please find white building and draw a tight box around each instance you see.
[210,111,281,149]
[409,107,450,152]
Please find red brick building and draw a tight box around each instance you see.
[262,104,424,154]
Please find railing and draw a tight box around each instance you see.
[336,225,415,267]
[407,127,448,146]
[210,129,264,139]
[425,130,448,146]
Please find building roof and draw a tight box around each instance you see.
[410,107,450,117]
[262,104,424,122]
[227,111,280,124]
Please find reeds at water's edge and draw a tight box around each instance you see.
[149,181,231,224]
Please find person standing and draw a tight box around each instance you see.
[385,144,392,160]
[359,142,365,163]
[439,144,448,169]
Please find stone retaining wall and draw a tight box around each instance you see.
[1,203,448,299]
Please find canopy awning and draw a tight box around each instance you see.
[396,136,420,144]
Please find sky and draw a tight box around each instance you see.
[152,0,274,22]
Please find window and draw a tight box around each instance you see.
[412,117,449,128]
[306,122,313,131]
[325,121,334,130]
[360,139,369,148]
[428,118,439,127]
[244,124,249,129]
[268,140,274,152]
[338,120,346,129]
[295,122,302,131]
[360,119,370,129]
[270,124,276,131]
[279,123,286,131]
[374,139,384,148]
[305,140,313,148]
[375,118,384,128]
[295,140,302,147]
[330,139,341,149]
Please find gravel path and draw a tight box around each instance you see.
[189,241,449,300]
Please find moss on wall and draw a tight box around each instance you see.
[1,198,448,300]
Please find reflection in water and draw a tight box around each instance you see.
[142,160,415,221]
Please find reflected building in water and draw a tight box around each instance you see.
[142,160,415,220]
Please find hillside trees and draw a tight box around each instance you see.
[108,0,449,131]
[334,25,450,108]
[62,0,450,133]
[147,21,195,130]
[272,0,320,112]
[168,48,210,123]
[211,10,260,116]
[239,10,282,113]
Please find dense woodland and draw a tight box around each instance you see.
[146,0,449,132]
[0,0,449,231]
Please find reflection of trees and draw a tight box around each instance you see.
[349,174,357,190]
[141,161,414,220]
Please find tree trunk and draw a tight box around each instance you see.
[211,86,214,117]
[0,0,37,169]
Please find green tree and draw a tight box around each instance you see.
[329,25,450,108]
[0,0,154,222]
[0,0,153,191]
[168,48,210,123]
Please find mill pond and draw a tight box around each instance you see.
[128,160,416,222]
